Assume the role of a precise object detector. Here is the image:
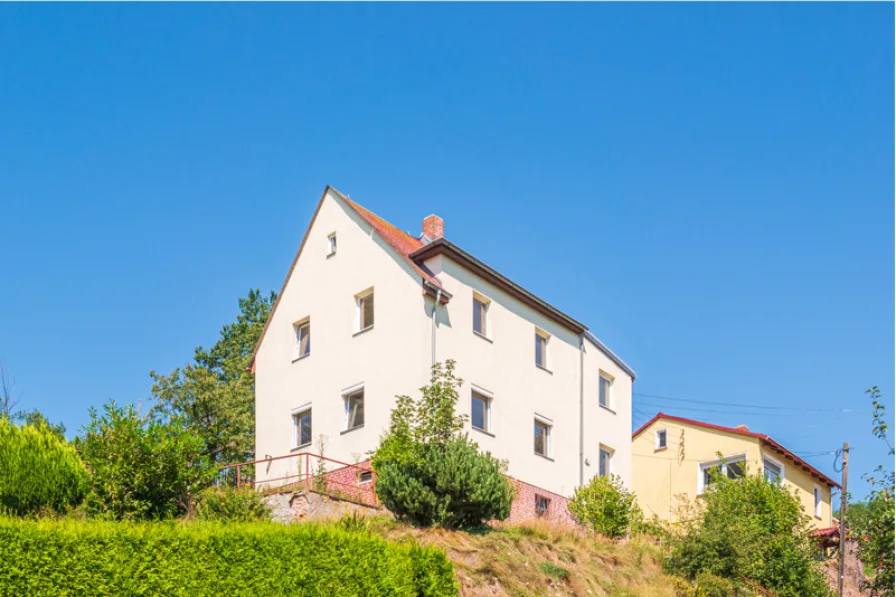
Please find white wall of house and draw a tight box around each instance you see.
[254,190,432,486]
[254,188,634,497]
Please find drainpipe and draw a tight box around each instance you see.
[579,333,585,487]
[431,289,442,368]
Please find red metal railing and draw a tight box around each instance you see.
[216,452,377,506]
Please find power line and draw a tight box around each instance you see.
[634,391,850,413]
[634,401,815,418]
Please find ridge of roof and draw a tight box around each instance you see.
[633,412,840,488]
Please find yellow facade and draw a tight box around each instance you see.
[631,416,835,529]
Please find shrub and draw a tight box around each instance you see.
[193,486,270,522]
[0,418,88,515]
[0,517,458,596]
[373,360,513,528]
[77,401,214,520]
[568,473,639,538]
[664,470,831,597]
[377,437,513,528]
[540,561,569,579]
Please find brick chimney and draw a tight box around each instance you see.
[423,214,444,241]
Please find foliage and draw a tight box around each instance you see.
[151,289,276,465]
[568,473,640,538]
[335,511,372,534]
[853,386,895,597]
[671,573,734,597]
[0,517,458,597]
[77,401,214,520]
[13,408,66,439]
[664,470,831,597]
[193,486,270,523]
[372,360,513,528]
[0,418,87,515]
[540,561,569,579]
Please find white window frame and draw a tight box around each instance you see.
[327,232,337,256]
[535,328,550,370]
[762,452,785,483]
[599,372,614,411]
[655,428,668,450]
[355,288,374,333]
[599,445,614,477]
[472,292,491,339]
[358,470,373,484]
[697,453,747,494]
[293,317,311,360]
[814,485,822,518]
[291,403,312,449]
[534,414,553,458]
[342,383,365,431]
[470,385,493,434]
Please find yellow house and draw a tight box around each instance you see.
[632,413,839,530]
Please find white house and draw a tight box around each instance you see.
[250,186,635,507]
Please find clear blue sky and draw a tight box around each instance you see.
[1,4,892,498]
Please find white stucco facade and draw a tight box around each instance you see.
[254,187,634,497]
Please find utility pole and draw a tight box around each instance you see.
[838,441,849,597]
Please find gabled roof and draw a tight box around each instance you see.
[633,413,840,488]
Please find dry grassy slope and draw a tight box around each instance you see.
[368,519,679,597]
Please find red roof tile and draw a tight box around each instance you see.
[633,412,840,489]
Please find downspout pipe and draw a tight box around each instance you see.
[579,333,585,487]
[431,289,442,368]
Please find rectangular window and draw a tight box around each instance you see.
[763,458,782,482]
[357,290,374,332]
[344,388,365,430]
[294,320,311,359]
[471,390,491,433]
[814,486,822,518]
[534,494,551,518]
[359,471,373,484]
[599,446,613,477]
[599,374,613,409]
[655,428,667,450]
[699,455,746,493]
[534,418,552,457]
[473,296,488,337]
[292,407,312,448]
[535,331,549,369]
[327,233,337,256]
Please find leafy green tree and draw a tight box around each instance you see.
[568,473,640,538]
[0,417,87,515]
[150,289,275,465]
[192,486,270,522]
[77,401,213,520]
[852,387,895,597]
[13,408,66,439]
[665,468,831,597]
[372,360,513,528]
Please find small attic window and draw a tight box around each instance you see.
[327,233,337,256]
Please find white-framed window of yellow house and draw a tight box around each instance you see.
[697,453,747,494]
[534,414,552,458]
[814,485,822,518]
[599,371,614,411]
[342,383,365,431]
[355,288,374,333]
[599,445,614,477]
[291,403,312,449]
[762,453,784,483]
[471,384,493,435]
[293,317,311,360]
[655,428,667,451]
[535,328,550,370]
[472,291,491,339]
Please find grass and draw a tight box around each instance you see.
[352,516,680,597]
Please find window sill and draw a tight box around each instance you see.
[290,443,311,453]
[815,515,822,520]
[654,446,668,452]
[353,326,374,338]
[291,353,311,364]
[326,251,336,259]
[473,331,493,343]
[599,404,616,415]
[472,426,495,438]
[341,425,365,435]
[535,452,555,462]
[535,364,553,375]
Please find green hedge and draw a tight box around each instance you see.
[0,519,458,597]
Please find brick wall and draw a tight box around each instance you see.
[508,477,575,525]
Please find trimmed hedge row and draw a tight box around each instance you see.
[0,519,458,597]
